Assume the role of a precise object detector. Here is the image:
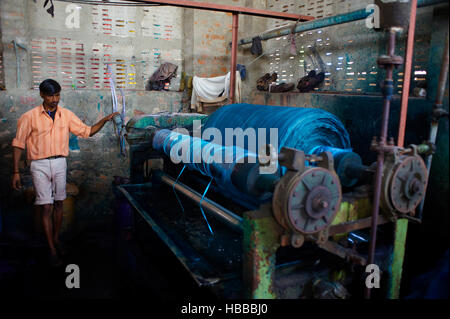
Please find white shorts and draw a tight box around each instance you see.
[30,157,67,205]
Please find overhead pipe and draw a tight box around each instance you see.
[238,0,447,46]
[239,9,370,46]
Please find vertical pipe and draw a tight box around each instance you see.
[418,34,449,217]
[398,0,418,148]
[365,30,397,300]
[230,13,239,104]
[434,34,450,108]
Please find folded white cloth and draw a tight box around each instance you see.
[191,71,241,110]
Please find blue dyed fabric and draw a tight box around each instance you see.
[154,129,257,183]
[154,104,353,209]
[153,129,260,208]
[201,103,351,154]
[310,146,354,158]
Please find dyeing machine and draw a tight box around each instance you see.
[115,103,430,299]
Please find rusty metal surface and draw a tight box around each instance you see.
[242,205,282,299]
[273,167,342,236]
[329,215,389,236]
[318,240,367,266]
[389,156,428,214]
[377,55,405,67]
[380,151,429,217]
[287,168,341,234]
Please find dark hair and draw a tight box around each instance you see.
[39,79,61,95]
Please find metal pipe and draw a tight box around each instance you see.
[418,0,450,7]
[230,13,239,104]
[417,33,449,218]
[238,0,446,46]
[434,34,450,108]
[156,171,244,232]
[328,216,389,236]
[365,29,398,300]
[239,9,369,45]
[318,240,367,266]
[398,0,418,148]
[128,0,312,21]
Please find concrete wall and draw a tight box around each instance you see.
[183,0,270,99]
[1,0,184,91]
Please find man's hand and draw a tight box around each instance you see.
[89,112,121,137]
[104,112,120,122]
[12,172,22,191]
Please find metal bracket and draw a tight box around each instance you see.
[278,147,305,172]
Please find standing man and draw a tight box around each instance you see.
[11,79,119,266]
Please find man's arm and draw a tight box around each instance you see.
[12,114,30,191]
[89,112,120,137]
[12,147,23,190]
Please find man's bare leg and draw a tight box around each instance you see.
[40,203,57,256]
[52,200,63,246]
[33,205,42,236]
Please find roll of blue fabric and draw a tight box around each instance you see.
[153,128,260,208]
[154,104,355,209]
[201,103,351,155]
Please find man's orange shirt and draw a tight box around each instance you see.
[12,105,92,161]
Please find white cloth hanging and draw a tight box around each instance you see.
[191,71,241,111]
